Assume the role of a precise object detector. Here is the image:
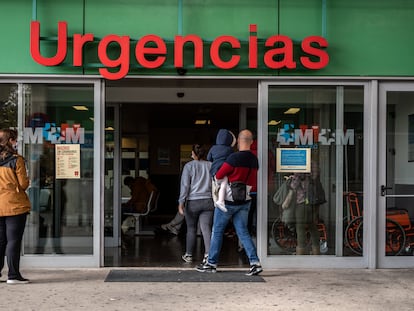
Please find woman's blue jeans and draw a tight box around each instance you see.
[207,200,260,266]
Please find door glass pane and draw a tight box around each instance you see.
[0,84,18,129]
[385,91,414,256]
[104,107,115,237]
[267,86,364,257]
[23,84,94,255]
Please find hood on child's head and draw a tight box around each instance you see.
[216,129,234,146]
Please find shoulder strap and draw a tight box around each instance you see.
[0,154,16,168]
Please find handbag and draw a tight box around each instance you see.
[273,178,296,227]
[230,168,251,203]
[273,178,295,210]
[230,182,247,203]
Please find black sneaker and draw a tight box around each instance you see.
[7,277,30,284]
[202,254,208,265]
[246,264,263,276]
[196,262,216,273]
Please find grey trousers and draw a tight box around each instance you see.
[184,199,214,256]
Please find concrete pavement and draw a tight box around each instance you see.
[1,268,413,310]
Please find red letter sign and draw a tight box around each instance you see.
[210,36,241,69]
[73,33,94,66]
[135,35,167,68]
[30,21,67,66]
[98,35,130,80]
[249,24,258,68]
[174,35,204,68]
[300,36,329,69]
[264,35,296,69]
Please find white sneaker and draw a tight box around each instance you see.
[181,254,193,263]
[215,201,228,212]
[7,277,30,284]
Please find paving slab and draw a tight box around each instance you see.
[1,268,413,311]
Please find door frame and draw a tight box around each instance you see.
[104,103,122,249]
[378,82,414,268]
[258,80,373,269]
[5,77,104,268]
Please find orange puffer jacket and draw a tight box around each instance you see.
[0,154,31,216]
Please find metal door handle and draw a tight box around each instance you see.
[381,185,392,196]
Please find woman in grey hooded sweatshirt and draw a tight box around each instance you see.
[178,144,214,263]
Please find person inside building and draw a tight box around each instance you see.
[159,212,184,235]
[196,129,262,276]
[121,176,157,221]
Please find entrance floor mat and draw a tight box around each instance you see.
[105,269,265,283]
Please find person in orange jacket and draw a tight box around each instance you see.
[0,129,31,284]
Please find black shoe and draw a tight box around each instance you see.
[196,262,216,273]
[7,276,30,284]
[246,264,263,276]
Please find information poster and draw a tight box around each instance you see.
[276,148,311,173]
[55,144,81,179]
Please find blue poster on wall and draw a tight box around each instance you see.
[276,148,311,173]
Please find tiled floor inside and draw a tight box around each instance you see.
[104,226,250,268]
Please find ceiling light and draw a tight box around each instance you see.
[194,119,211,125]
[73,105,89,111]
[105,126,114,131]
[268,120,281,125]
[284,108,300,114]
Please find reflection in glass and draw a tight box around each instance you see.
[105,107,115,237]
[267,86,364,257]
[23,84,94,255]
[0,84,18,129]
[385,92,414,256]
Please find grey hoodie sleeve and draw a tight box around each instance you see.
[178,163,192,204]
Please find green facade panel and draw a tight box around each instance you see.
[1,0,413,77]
[85,0,178,37]
[326,0,414,76]
[0,2,37,74]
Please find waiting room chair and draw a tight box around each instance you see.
[124,190,160,235]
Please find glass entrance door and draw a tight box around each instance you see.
[378,83,414,268]
[260,82,367,268]
[17,80,103,267]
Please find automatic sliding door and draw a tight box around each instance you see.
[378,83,414,268]
[265,85,365,260]
[15,81,103,267]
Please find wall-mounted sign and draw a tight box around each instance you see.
[24,122,85,145]
[276,148,311,173]
[55,144,81,179]
[30,22,329,80]
[276,124,354,146]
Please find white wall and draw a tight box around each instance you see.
[394,92,414,184]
